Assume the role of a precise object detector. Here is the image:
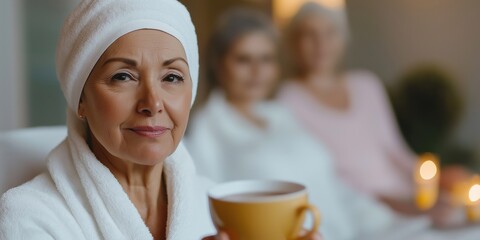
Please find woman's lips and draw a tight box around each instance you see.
[127,126,170,138]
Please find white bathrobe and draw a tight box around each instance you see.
[0,113,215,240]
[186,91,480,240]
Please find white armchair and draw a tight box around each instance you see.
[0,126,67,195]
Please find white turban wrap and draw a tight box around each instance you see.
[56,0,199,113]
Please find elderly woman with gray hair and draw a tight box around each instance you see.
[278,1,480,235]
[278,1,421,214]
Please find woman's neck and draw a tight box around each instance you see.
[300,70,337,88]
[225,96,266,129]
[227,97,253,114]
[89,135,167,239]
[297,69,351,111]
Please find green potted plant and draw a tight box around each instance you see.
[391,65,477,191]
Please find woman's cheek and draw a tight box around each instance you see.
[166,89,191,124]
[91,88,133,129]
[89,89,134,143]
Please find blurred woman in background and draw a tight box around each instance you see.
[278,2,420,215]
[185,8,436,240]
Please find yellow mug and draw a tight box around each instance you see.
[208,180,320,240]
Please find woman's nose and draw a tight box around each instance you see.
[136,86,164,116]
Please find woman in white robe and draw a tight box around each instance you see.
[0,1,218,239]
[186,8,480,240]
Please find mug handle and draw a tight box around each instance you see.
[290,204,321,240]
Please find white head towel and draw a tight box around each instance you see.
[56,0,199,112]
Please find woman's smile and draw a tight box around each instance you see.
[126,125,171,138]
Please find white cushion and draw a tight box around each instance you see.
[0,126,67,195]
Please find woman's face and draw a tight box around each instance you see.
[220,31,278,103]
[293,14,345,75]
[78,29,192,166]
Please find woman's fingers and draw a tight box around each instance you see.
[311,232,324,240]
[216,232,229,240]
[298,229,323,240]
[202,232,229,240]
[203,231,323,240]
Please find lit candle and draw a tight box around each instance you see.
[414,153,440,210]
[466,181,480,222]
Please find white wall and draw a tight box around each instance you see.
[0,0,27,131]
[346,0,480,148]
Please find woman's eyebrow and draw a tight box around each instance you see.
[163,57,188,67]
[102,57,137,67]
[102,57,187,67]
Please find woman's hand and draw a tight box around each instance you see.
[428,192,462,228]
[299,231,324,240]
[202,232,229,240]
[203,231,323,240]
[378,196,423,216]
[379,193,461,228]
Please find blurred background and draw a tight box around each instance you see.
[1,0,480,169]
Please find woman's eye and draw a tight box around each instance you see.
[163,73,184,83]
[111,72,134,81]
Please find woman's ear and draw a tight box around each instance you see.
[78,93,86,119]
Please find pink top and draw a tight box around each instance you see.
[278,70,416,199]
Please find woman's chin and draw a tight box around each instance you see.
[127,147,173,166]
[244,92,270,102]
[131,154,168,166]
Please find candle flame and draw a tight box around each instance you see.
[469,184,480,202]
[419,160,437,180]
